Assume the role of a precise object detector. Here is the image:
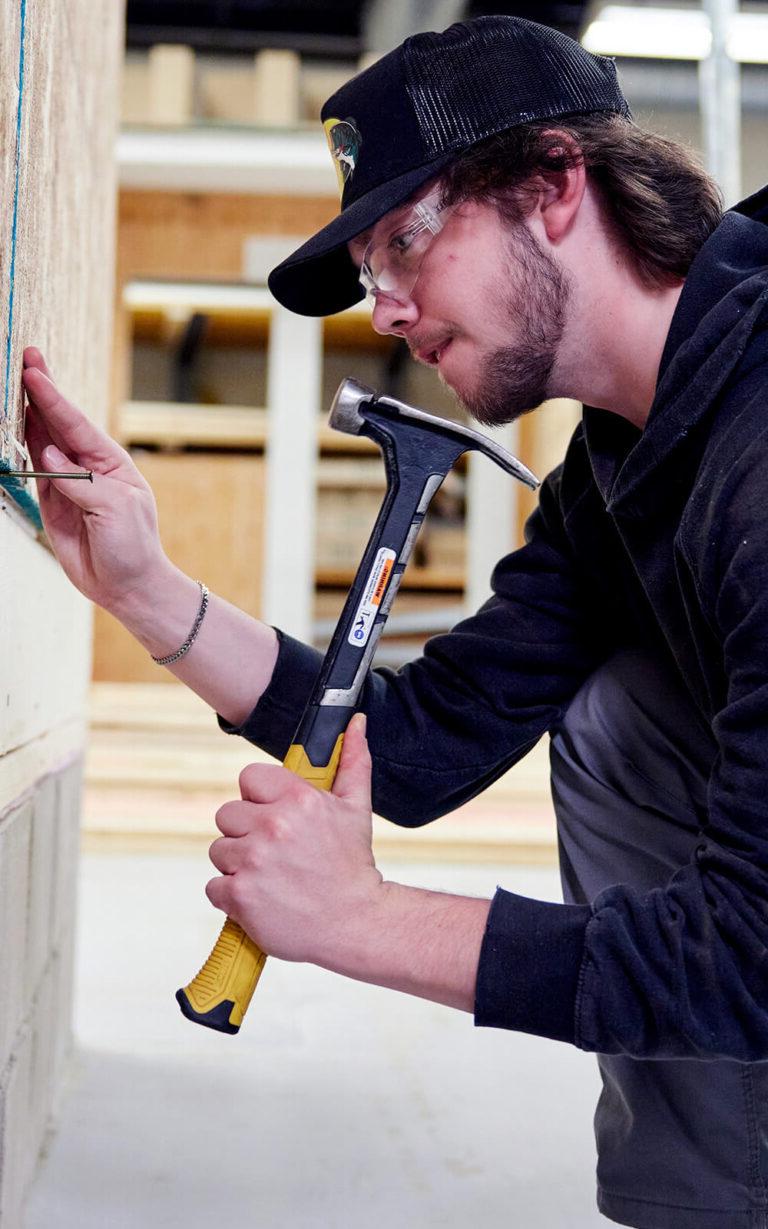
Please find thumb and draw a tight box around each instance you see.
[332,713,372,809]
[39,445,100,509]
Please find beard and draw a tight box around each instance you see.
[452,224,571,428]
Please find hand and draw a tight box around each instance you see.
[206,715,385,966]
[22,347,170,610]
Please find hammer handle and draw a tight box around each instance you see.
[175,733,345,1033]
[177,449,434,1032]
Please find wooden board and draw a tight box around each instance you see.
[0,0,122,455]
[84,681,557,862]
[92,450,266,683]
[0,2,122,1215]
[118,190,338,284]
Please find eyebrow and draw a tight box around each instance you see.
[351,202,414,253]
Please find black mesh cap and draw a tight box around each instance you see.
[268,15,630,317]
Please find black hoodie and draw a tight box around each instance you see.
[221,189,768,1059]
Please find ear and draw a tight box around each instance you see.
[531,131,587,244]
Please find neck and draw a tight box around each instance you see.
[559,268,684,429]
[545,191,686,429]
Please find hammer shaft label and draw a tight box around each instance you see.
[348,548,396,648]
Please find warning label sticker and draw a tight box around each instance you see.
[348,548,396,648]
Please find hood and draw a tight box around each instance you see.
[584,189,768,510]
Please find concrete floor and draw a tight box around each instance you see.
[24,853,606,1229]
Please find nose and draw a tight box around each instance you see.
[370,289,419,337]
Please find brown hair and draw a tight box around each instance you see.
[440,113,723,289]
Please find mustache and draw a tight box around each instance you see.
[405,327,458,361]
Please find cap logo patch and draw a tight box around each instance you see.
[324,117,361,197]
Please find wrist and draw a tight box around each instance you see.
[105,560,203,660]
[309,872,391,974]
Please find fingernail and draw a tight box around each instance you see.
[43,445,67,466]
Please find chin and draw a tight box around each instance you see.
[438,365,477,408]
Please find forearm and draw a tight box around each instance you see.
[108,559,279,727]
[316,881,492,1012]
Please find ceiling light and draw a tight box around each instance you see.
[582,5,768,63]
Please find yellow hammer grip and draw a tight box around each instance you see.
[282,736,344,791]
[176,733,345,1033]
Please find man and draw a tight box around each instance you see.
[22,14,768,1228]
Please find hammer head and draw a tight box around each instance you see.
[330,377,538,490]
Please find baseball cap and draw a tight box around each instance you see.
[268,15,630,317]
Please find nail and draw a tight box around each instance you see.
[4,470,93,481]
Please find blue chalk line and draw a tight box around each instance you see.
[0,1,41,533]
[0,459,43,532]
[3,0,28,422]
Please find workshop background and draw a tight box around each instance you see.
[0,0,762,1225]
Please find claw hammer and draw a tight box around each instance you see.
[176,377,539,1033]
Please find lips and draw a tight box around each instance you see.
[413,337,451,367]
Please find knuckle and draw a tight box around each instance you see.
[227,873,250,913]
[239,834,262,869]
[286,776,313,810]
[264,812,288,841]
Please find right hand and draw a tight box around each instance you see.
[22,347,169,611]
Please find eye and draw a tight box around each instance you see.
[388,227,415,255]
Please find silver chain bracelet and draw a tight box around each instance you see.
[151,582,210,666]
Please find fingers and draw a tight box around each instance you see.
[208,834,240,873]
[238,761,300,805]
[332,713,372,808]
[23,398,55,496]
[205,874,229,913]
[22,361,124,469]
[23,346,54,381]
[215,799,259,838]
[30,441,109,512]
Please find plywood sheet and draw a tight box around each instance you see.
[91,451,265,683]
[0,0,123,461]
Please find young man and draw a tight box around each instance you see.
[22,15,768,1229]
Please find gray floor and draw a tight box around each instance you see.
[24,853,606,1228]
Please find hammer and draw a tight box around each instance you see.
[176,377,539,1034]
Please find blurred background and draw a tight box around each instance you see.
[89,0,767,860]
[23,3,768,1226]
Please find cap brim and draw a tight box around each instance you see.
[267,150,457,317]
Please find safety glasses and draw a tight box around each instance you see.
[358,191,454,305]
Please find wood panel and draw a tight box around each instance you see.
[0,0,122,450]
[517,398,582,538]
[0,1,122,1218]
[92,451,265,683]
[111,188,340,427]
[117,190,337,283]
[83,682,557,861]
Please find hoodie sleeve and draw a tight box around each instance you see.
[218,459,610,826]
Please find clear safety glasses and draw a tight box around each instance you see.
[358,192,454,305]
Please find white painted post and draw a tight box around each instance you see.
[465,421,521,614]
[700,0,742,206]
[262,305,322,642]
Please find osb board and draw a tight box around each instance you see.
[0,0,124,459]
[91,450,265,684]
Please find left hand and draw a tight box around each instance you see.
[206,714,384,965]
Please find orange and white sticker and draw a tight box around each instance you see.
[348,548,395,648]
